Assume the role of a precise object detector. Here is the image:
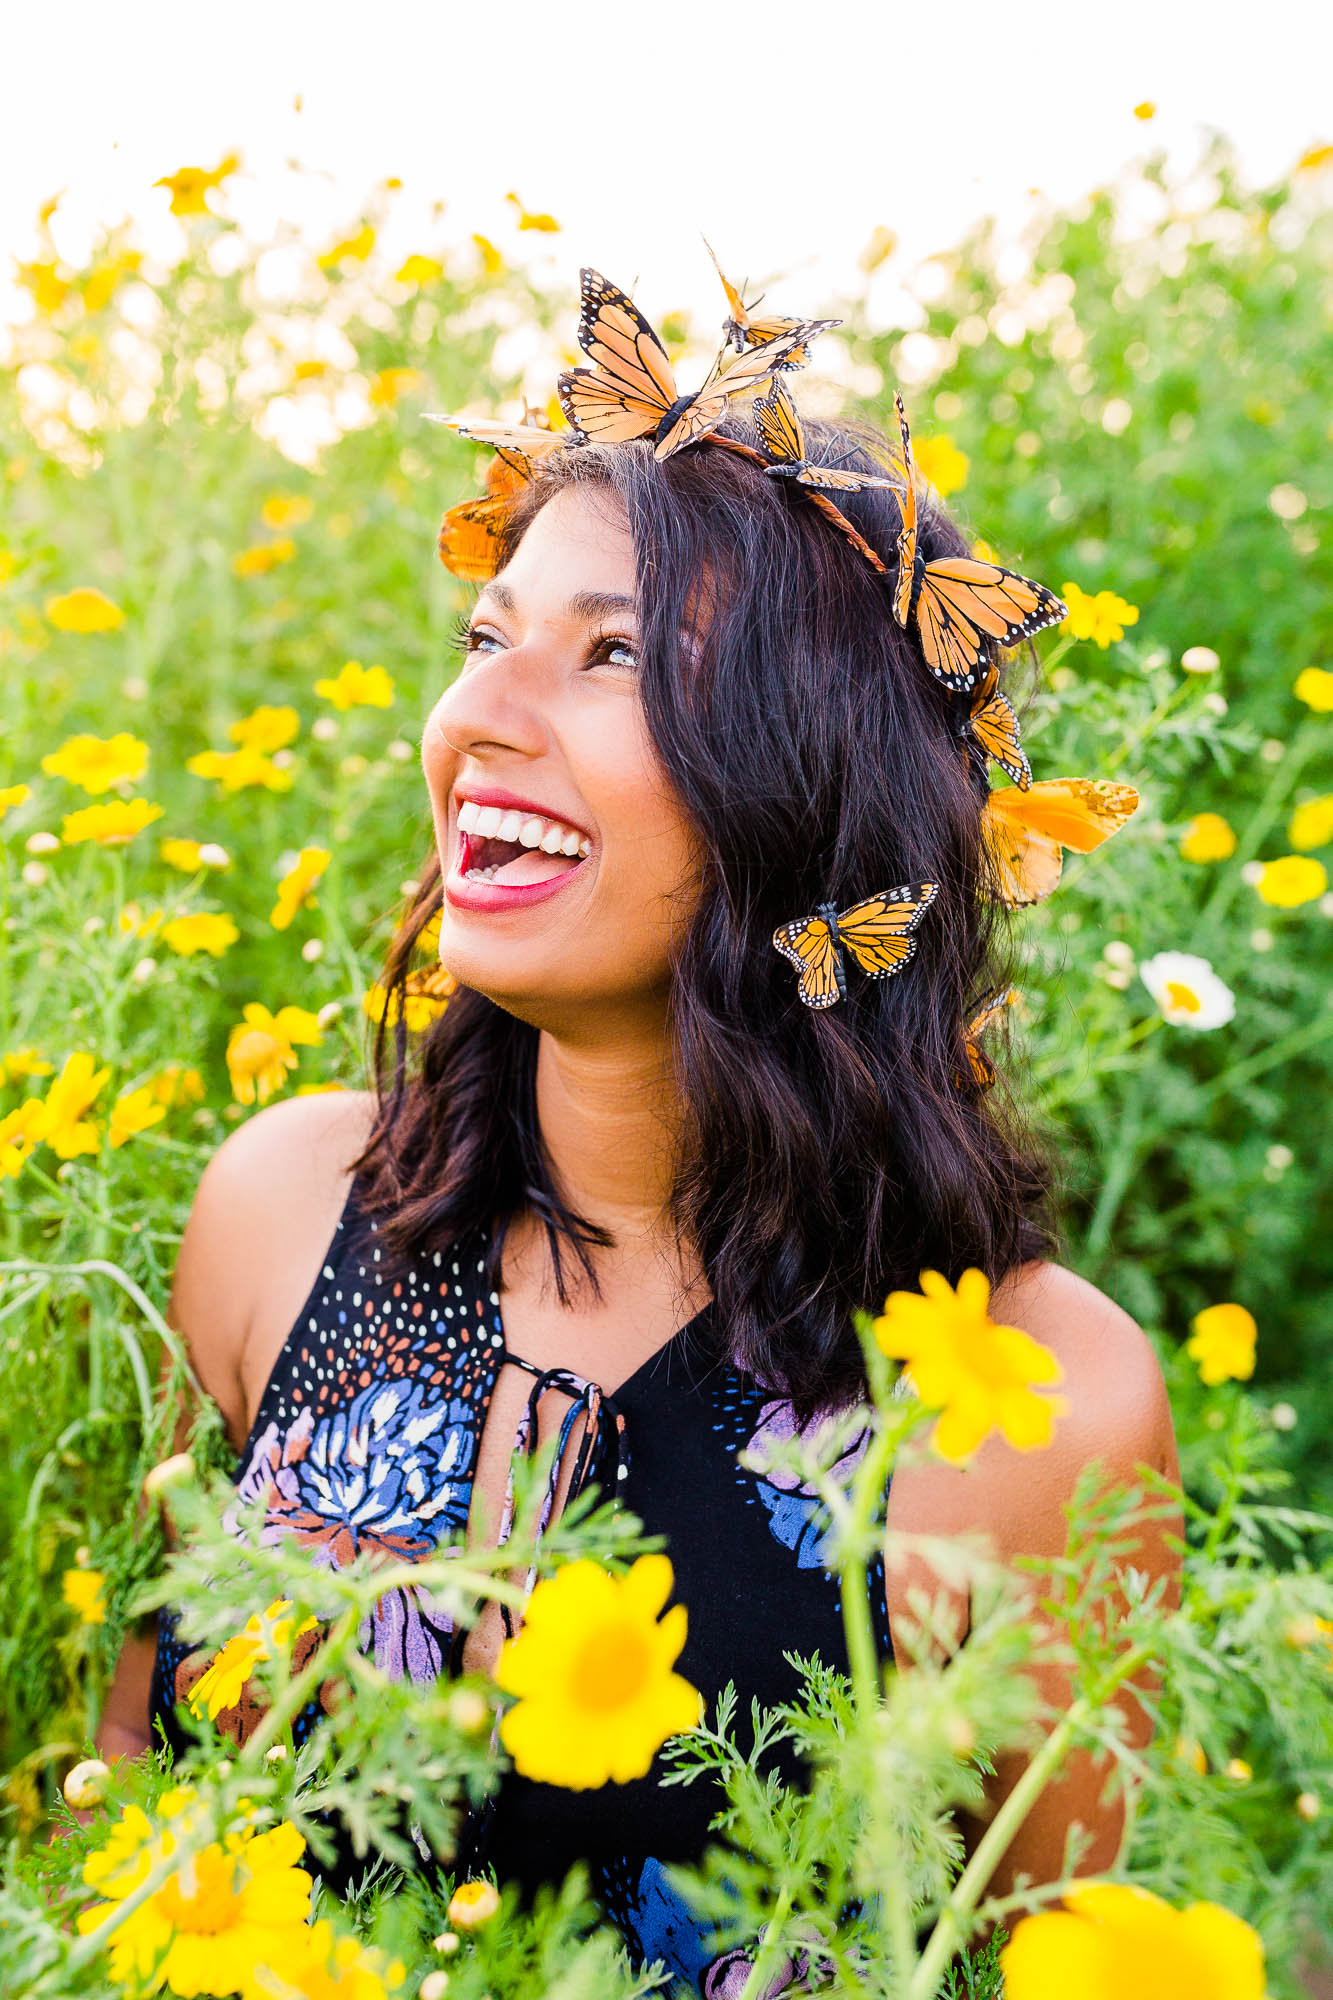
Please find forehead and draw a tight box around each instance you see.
[493,482,635,604]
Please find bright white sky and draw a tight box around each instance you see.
[2,0,1330,330]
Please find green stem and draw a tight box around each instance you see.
[840,1422,898,1721]
[1084,1075,1144,1258]
[735,1884,794,2000]
[908,1642,1154,1998]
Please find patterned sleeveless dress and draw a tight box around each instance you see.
[151,1175,896,1998]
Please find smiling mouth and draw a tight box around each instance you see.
[456,799,592,886]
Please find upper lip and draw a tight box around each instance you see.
[452,785,593,841]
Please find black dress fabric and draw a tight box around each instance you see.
[151,1174,896,1996]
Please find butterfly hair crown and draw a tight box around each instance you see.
[431,246,1140,1036]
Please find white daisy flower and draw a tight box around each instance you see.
[1139,951,1235,1030]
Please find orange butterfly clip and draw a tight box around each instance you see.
[753,378,892,574]
[982,779,1139,908]
[964,985,1018,1086]
[772,883,938,1009]
[431,405,566,581]
[558,268,838,461]
[704,238,824,370]
[964,662,1032,790]
[891,393,1066,694]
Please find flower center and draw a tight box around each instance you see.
[571,1621,654,1711]
[231,1028,283,1071]
[155,1847,242,1934]
[1164,980,1201,1013]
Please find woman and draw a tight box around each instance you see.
[97,351,1180,1990]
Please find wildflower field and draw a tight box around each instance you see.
[2,139,1332,1997]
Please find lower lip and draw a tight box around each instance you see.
[444,831,590,913]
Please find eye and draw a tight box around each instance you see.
[590,632,639,671]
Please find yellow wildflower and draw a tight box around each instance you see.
[1187,1303,1257,1385]
[253,1919,406,2000]
[871,1267,1067,1463]
[44,586,125,633]
[187,747,294,794]
[1001,1882,1266,2000]
[0,1047,52,1084]
[1133,100,1157,119]
[472,233,505,276]
[859,225,898,274]
[1060,580,1140,648]
[118,902,164,938]
[41,730,149,795]
[228,704,300,754]
[154,152,240,216]
[971,538,998,563]
[505,191,560,232]
[61,797,164,845]
[259,493,314,531]
[1179,812,1236,863]
[1254,854,1328,908]
[1294,666,1333,711]
[912,434,969,497]
[17,260,71,314]
[161,912,240,958]
[0,783,31,821]
[271,847,331,930]
[63,1567,106,1624]
[495,1552,701,1789]
[0,1099,49,1178]
[1289,796,1333,851]
[318,224,375,270]
[109,1086,167,1149]
[369,367,423,408]
[363,970,456,1034]
[189,1598,317,1721]
[160,837,202,872]
[447,1880,502,1929]
[1226,1758,1253,1781]
[1174,1736,1208,1775]
[78,1805,312,1997]
[81,251,141,313]
[39,1052,111,1158]
[1296,143,1333,173]
[150,1063,205,1108]
[293,359,330,382]
[226,1004,323,1106]
[232,538,295,578]
[315,659,395,710]
[395,254,444,284]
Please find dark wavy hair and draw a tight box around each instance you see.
[352,402,1054,1422]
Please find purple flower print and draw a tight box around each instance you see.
[742,1401,871,1572]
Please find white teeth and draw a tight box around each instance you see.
[518,817,545,848]
[457,800,592,860]
[560,829,581,855]
[475,805,503,837]
[578,837,591,857]
[539,825,564,853]
[457,801,480,833]
[497,810,523,841]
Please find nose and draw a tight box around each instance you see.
[425,640,553,772]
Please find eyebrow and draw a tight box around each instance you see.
[474,581,638,624]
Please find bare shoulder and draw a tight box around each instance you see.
[884,1261,1180,1648]
[169,1088,379,1449]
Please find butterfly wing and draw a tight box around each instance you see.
[438,494,508,581]
[555,269,678,443]
[890,393,918,627]
[964,985,1017,1086]
[794,464,897,491]
[702,235,752,346]
[914,559,1066,695]
[754,378,804,465]
[982,779,1139,908]
[835,882,938,979]
[654,321,837,459]
[969,683,1032,789]
[771,915,843,1009]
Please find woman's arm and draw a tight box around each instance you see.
[883,1260,1183,1910]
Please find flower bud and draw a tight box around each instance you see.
[198,843,231,869]
[432,1933,460,1956]
[420,1976,450,2000]
[143,1452,195,1501]
[1296,1791,1320,1821]
[26,831,60,855]
[63,1758,112,1809]
[447,1879,500,1930]
[446,1687,490,1735]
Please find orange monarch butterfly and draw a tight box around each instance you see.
[557,269,838,461]
[772,883,938,1010]
[964,985,1018,1087]
[752,379,892,574]
[703,237,824,369]
[426,408,568,478]
[437,455,527,582]
[982,778,1139,908]
[890,393,1066,694]
[965,663,1032,790]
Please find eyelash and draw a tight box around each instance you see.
[450,614,638,670]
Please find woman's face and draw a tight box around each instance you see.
[422,483,703,1034]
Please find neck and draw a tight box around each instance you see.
[533,1019,682,1243]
